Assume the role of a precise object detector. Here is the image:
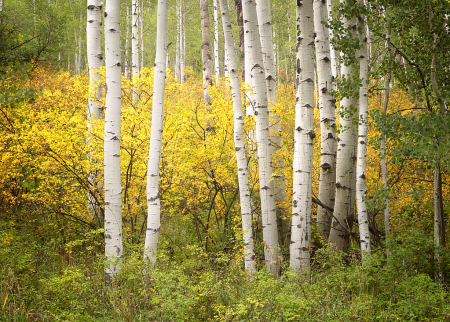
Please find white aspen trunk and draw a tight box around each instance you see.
[326,0,337,81]
[290,0,314,272]
[313,0,336,241]
[214,0,220,81]
[144,0,169,268]
[255,0,285,211]
[243,0,279,277]
[328,0,358,251]
[125,6,130,79]
[287,6,293,81]
[243,0,253,116]
[104,0,123,280]
[356,3,371,260]
[140,0,145,69]
[175,1,181,81]
[201,0,213,105]
[180,5,186,83]
[132,0,140,101]
[87,0,104,218]
[220,0,255,273]
[381,25,393,240]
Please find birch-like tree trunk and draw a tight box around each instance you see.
[201,0,212,105]
[132,0,139,101]
[87,0,103,219]
[144,0,168,268]
[220,0,255,273]
[175,1,181,81]
[139,0,145,68]
[381,25,393,240]
[213,0,220,81]
[125,6,130,79]
[290,0,314,272]
[255,0,285,215]
[104,0,123,280]
[243,0,279,277]
[313,0,336,241]
[181,4,186,83]
[328,0,358,251]
[327,0,338,81]
[356,3,371,259]
[234,0,245,81]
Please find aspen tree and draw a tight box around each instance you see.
[328,0,358,251]
[327,0,338,80]
[313,0,336,240]
[213,0,220,81]
[356,0,371,259]
[201,0,212,105]
[104,0,123,280]
[290,0,314,272]
[144,0,168,268]
[125,6,130,79]
[87,0,103,219]
[220,0,255,273]
[255,0,285,218]
[243,0,279,277]
[132,0,139,100]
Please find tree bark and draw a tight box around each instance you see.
[132,0,140,101]
[290,0,314,272]
[87,0,103,220]
[201,0,213,105]
[243,0,279,277]
[104,0,123,281]
[220,0,255,273]
[213,0,220,81]
[144,0,169,269]
[356,1,371,260]
[328,0,358,251]
[313,0,336,241]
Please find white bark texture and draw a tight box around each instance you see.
[214,0,220,81]
[327,0,337,80]
[175,2,181,81]
[144,0,169,267]
[140,0,144,68]
[104,0,123,280]
[125,6,130,79]
[290,0,314,272]
[255,0,285,210]
[220,0,255,273]
[181,6,186,83]
[313,0,336,240]
[243,0,279,277]
[328,0,358,251]
[356,6,371,259]
[132,0,139,101]
[87,0,103,218]
[201,0,212,105]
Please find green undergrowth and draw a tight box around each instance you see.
[1,227,450,321]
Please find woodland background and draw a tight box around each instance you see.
[1,0,450,320]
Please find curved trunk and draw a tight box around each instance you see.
[144,0,169,268]
[104,0,123,280]
[290,0,314,272]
